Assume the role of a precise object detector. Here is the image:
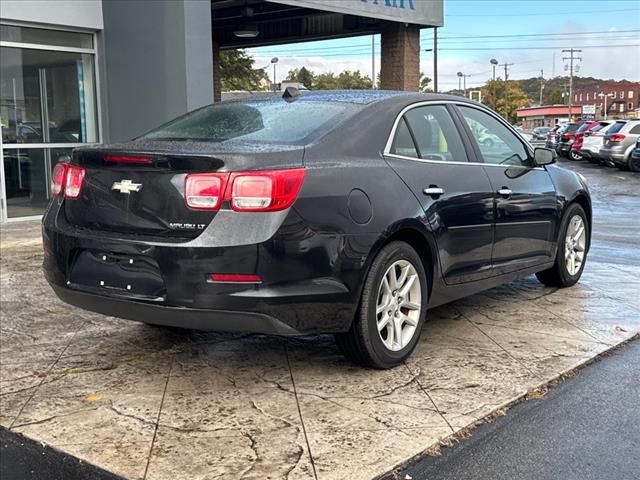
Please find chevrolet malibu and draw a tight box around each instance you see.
[43,91,591,368]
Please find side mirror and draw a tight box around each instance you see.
[534,147,556,166]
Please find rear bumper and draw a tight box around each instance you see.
[599,148,626,165]
[42,208,369,335]
[50,284,301,335]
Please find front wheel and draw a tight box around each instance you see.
[336,241,428,369]
[629,154,640,173]
[536,203,588,287]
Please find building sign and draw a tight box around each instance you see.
[582,104,596,120]
[270,0,443,26]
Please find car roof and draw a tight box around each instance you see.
[220,89,482,108]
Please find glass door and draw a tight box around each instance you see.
[0,25,98,220]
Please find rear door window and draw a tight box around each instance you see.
[400,105,469,162]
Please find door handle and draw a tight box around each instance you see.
[423,186,445,197]
[497,187,512,197]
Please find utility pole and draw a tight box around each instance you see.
[500,62,514,121]
[539,69,545,105]
[433,27,438,93]
[371,35,375,89]
[563,48,582,121]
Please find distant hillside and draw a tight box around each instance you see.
[518,76,623,105]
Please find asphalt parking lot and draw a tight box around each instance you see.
[1,159,639,480]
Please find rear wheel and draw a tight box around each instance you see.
[630,154,640,172]
[536,203,588,287]
[569,150,582,161]
[336,241,428,369]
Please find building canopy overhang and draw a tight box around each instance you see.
[516,105,582,118]
[212,0,443,48]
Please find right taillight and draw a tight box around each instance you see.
[609,134,626,143]
[184,168,305,212]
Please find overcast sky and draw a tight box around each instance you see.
[248,0,640,89]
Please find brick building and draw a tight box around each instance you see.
[573,81,640,119]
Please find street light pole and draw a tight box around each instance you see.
[271,57,279,93]
[598,92,613,120]
[490,58,498,81]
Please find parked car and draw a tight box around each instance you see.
[42,91,592,368]
[600,120,640,170]
[545,124,562,149]
[569,121,601,161]
[556,122,585,158]
[580,120,620,164]
[629,137,640,172]
[532,126,551,141]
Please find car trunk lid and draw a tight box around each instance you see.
[63,140,305,239]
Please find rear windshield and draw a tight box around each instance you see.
[606,122,627,134]
[140,100,357,144]
[576,123,591,133]
[590,123,609,133]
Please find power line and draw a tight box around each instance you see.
[438,44,640,51]
[445,8,639,17]
[421,29,640,40]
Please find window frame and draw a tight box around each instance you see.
[385,100,539,169]
[386,101,495,167]
[396,104,472,164]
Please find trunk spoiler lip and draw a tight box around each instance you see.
[71,143,307,170]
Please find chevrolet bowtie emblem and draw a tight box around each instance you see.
[112,180,142,194]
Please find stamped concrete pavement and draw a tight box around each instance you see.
[1,160,639,480]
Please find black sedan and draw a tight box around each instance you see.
[42,91,592,368]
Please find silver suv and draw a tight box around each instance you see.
[600,120,640,169]
[580,120,616,163]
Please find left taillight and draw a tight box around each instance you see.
[51,163,67,197]
[184,173,229,210]
[228,169,305,212]
[51,163,86,199]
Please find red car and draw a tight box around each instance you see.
[570,121,601,161]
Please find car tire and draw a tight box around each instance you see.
[335,241,428,369]
[569,150,582,161]
[536,203,588,288]
[629,155,640,172]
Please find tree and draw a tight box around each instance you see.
[286,67,314,89]
[481,79,531,123]
[219,49,267,91]
[420,73,432,93]
[548,89,565,105]
[335,70,373,89]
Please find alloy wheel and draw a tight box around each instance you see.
[376,260,422,352]
[565,215,586,276]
